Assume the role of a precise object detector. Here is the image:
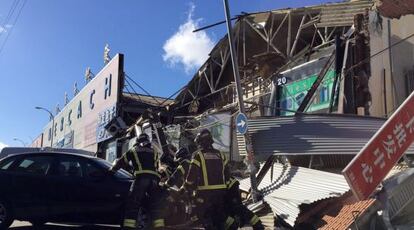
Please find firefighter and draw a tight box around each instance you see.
[110,133,165,230]
[181,129,230,230]
[165,147,192,188]
[224,177,264,230]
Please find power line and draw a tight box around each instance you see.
[0,0,27,56]
[344,32,414,77]
[124,74,163,106]
[0,0,19,33]
[159,85,186,107]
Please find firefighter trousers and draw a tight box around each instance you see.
[122,175,165,230]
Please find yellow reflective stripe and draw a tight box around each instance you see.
[135,170,161,178]
[132,149,142,171]
[225,216,235,230]
[227,178,237,189]
[123,219,136,228]
[198,153,209,187]
[123,154,129,164]
[153,219,165,228]
[177,165,185,175]
[221,152,228,166]
[250,215,260,225]
[197,184,227,190]
[191,159,201,167]
[154,151,157,169]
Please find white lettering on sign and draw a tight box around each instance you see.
[393,123,407,148]
[361,163,373,184]
[382,134,396,159]
[405,114,414,134]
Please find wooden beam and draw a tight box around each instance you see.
[287,12,292,56]
[214,48,231,89]
[245,18,288,60]
[270,13,288,44]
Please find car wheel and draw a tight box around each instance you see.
[0,200,13,230]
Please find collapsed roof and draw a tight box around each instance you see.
[172,0,373,115]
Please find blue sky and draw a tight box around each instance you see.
[0,0,337,148]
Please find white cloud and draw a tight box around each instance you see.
[163,3,215,73]
[0,142,7,151]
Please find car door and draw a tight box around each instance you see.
[79,159,130,224]
[9,154,55,219]
[47,154,87,222]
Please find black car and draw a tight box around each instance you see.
[0,152,133,229]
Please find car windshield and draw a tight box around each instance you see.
[95,159,132,179]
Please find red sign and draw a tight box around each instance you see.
[343,91,414,200]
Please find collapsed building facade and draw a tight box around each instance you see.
[170,0,414,228]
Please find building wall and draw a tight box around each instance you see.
[369,13,414,117]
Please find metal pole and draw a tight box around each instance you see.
[13,138,26,147]
[222,0,260,202]
[35,106,54,147]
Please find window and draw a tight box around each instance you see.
[0,157,17,170]
[57,156,83,177]
[85,162,105,178]
[14,156,52,175]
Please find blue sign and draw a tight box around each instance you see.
[236,113,248,135]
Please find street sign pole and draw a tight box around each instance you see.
[223,0,260,202]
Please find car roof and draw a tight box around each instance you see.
[0,147,95,159]
[3,151,98,161]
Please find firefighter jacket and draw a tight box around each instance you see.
[184,148,230,192]
[115,144,160,178]
[165,159,191,188]
[226,177,238,190]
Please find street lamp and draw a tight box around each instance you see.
[13,138,26,147]
[35,106,54,147]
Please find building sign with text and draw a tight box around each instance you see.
[41,54,124,152]
[343,90,414,200]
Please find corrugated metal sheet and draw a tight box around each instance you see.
[318,0,373,27]
[383,168,414,219]
[239,163,349,227]
[236,114,414,158]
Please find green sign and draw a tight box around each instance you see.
[280,70,336,115]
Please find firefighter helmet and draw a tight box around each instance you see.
[194,129,214,148]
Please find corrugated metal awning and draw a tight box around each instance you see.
[237,114,414,157]
[318,0,373,27]
[239,163,350,227]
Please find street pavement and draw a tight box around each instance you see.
[10,221,120,229]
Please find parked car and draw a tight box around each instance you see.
[0,147,94,159]
[0,151,133,229]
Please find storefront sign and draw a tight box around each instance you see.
[279,70,335,115]
[343,91,414,200]
[41,54,123,152]
[96,105,117,143]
